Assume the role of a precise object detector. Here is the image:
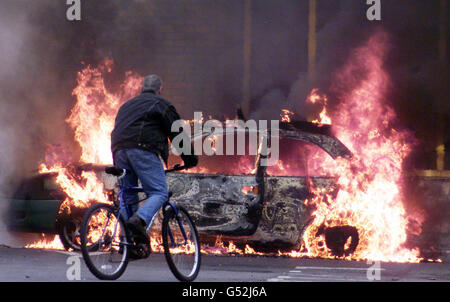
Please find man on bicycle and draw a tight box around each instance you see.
[111,74,197,245]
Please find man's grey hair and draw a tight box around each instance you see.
[142,74,163,92]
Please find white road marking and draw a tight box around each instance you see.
[269,265,384,282]
[295,266,385,271]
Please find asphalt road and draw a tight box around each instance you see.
[0,247,448,282]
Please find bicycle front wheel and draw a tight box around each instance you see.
[162,206,201,282]
[80,203,130,280]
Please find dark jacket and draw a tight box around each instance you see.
[111,90,187,164]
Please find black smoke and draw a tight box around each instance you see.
[0,0,447,246]
[251,0,448,170]
[0,1,447,182]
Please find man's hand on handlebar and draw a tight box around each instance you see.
[181,154,198,168]
[165,154,198,173]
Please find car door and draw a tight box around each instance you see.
[166,129,263,236]
[251,136,340,249]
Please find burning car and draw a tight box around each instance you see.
[164,120,355,253]
[5,171,84,250]
[5,120,356,255]
[8,32,427,262]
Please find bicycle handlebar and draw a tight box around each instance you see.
[107,164,190,179]
[165,164,189,173]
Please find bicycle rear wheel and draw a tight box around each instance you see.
[162,206,201,282]
[80,203,130,280]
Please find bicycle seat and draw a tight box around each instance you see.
[105,166,125,176]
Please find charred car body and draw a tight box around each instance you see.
[165,121,353,251]
[5,121,356,255]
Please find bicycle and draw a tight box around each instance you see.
[80,164,201,281]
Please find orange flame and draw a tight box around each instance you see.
[306,88,332,125]
[27,60,142,249]
[42,60,141,211]
[280,109,294,123]
[301,32,422,262]
[30,33,425,263]
[68,59,142,164]
[25,234,65,250]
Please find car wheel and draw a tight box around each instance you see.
[56,206,90,251]
[57,217,82,251]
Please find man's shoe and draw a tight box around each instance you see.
[126,215,150,244]
[134,243,151,259]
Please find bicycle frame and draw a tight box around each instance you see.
[82,164,200,281]
[112,168,189,247]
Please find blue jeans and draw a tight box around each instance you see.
[113,149,168,226]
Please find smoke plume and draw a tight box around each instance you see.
[0,0,446,246]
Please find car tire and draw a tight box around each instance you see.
[57,217,82,251]
[56,206,90,251]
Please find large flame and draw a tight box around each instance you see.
[68,59,142,165]
[27,60,142,250]
[44,60,142,209]
[29,32,424,262]
[301,31,422,262]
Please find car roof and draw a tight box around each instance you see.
[185,121,351,160]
